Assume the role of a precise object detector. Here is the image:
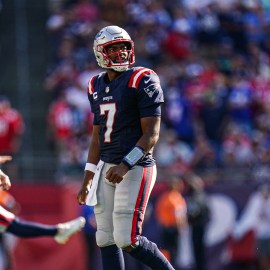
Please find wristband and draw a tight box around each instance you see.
[84,163,97,173]
[122,146,145,169]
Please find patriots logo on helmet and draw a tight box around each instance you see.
[95,31,105,40]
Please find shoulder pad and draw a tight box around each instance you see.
[87,72,106,95]
[87,76,97,95]
[128,67,156,89]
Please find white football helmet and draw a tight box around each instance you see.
[93,25,135,72]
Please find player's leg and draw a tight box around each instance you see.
[0,206,16,270]
[0,205,15,233]
[94,163,124,270]
[7,216,85,244]
[113,165,175,270]
[0,204,85,244]
[6,218,57,237]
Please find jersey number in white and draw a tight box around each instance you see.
[100,103,116,143]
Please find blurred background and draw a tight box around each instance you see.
[1,0,270,269]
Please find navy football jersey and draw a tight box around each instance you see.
[87,67,164,165]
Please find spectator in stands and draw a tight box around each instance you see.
[185,174,210,270]
[217,3,248,54]
[155,175,187,269]
[163,16,192,60]
[191,132,219,170]
[47,90,93,180]
[227,75,254,132]
[221,124,255,168]
[195,3,221,49]
[0,96,24,157]
[198,74,229,148]
[0,96,24,179]
[251,140,270,184]
[154,129,193,178]
[164,81,196,145]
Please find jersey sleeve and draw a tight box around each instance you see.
[87,76,99,125]
[134,69,164,118]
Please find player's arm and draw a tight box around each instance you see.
[105,116,160,184]
[0,169,11,191]
[131,69,162,154]
[136,116,161,154]
[0,156,12,164]
[77,125,100,205]
[0,156,12,190]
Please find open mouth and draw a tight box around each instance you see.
[114,54,128,63]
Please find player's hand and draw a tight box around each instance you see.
[105,163,129,184]
[77,185,90,205]
[0,156,12,164]
[77,171,95,205]
[0,169,11,190]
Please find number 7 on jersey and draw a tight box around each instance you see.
[100,103,116,143]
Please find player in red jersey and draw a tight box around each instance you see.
[77,25,175,270]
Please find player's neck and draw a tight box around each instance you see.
[106,69,123,81]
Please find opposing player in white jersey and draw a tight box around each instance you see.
[77,25,175,270]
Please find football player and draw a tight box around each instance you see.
[77,25,175,270]
[0,156,85,244]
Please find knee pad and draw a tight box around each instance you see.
[114,231,131,249]
[96,229,115,247]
